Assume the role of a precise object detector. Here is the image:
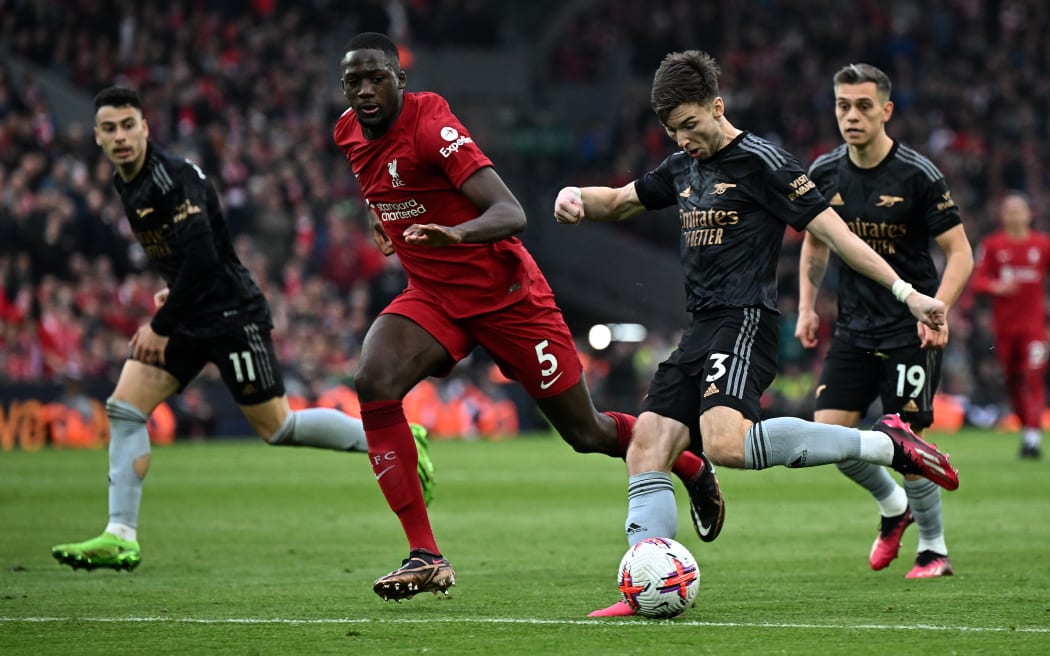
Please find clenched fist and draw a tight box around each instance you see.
[553,186,584,224]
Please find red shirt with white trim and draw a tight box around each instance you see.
[334,92,543,318]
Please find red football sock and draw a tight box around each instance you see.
[1019,370,1046,430]
[360,400,439,555]
[604,410,705,480]
[672,450,705,481]
[603,411,636,455]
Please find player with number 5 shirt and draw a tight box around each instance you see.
[335,32,723,603]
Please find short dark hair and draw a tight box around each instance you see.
[650,50,721,123]
[833,63,892,102]
[93,86,142,111]
[345,32,400,66]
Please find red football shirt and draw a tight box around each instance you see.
[334,92,543,318]
[971,230,1050,335]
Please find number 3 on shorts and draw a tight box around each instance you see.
[706,353,729,382]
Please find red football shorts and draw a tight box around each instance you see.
[381,286,582,399]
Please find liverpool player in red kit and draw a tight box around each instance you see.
[334,32,723,602]
[972,192,1050,458]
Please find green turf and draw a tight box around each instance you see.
[1,428,1048,655]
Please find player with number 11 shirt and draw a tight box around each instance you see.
[334,32,722,604]
[51,86,436,575]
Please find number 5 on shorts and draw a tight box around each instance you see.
[535,339,563,391]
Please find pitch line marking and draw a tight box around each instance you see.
[1,617,1047,633]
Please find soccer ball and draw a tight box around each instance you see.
[617,537,700,618]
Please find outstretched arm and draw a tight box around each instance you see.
[805,208,945,330]
[553,183,647,224]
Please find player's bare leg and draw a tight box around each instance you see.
[537,382,724,541]
[535,379,624,457]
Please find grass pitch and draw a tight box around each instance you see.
[1,428,1048,655]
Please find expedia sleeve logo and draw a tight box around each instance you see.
[439,126,474,158]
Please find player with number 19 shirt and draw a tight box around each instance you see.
[807,143,962,353]
[796,63,973,579]
[804,142,962,430]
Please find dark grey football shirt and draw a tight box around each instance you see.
[114,143,270,337]
[808,141,961,348]
[635,132,827,314]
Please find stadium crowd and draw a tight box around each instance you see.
[1,0,1048,435]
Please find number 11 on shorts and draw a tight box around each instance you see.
[229,351,257,383]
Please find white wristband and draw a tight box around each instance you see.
[891,279,915,303]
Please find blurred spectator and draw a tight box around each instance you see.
[1,1,1048,432]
